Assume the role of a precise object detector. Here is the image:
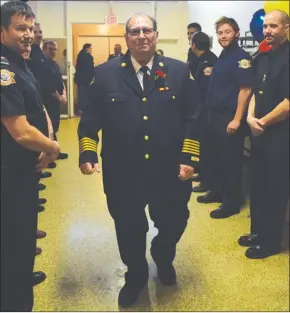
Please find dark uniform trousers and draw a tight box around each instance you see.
[1,169,38,311]
[45,96,60,140]
[250,124,289,246]
[106,176,191,287]
[206,109,246,208]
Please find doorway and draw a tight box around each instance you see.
[72,24,126,114]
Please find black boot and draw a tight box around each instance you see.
[238,233,259,247]
[33,271,46,286]
[197,191,222,204]
[210,204,240,219]
[39,171,52,179]
[245,245,281,259]
[118,282,146,308]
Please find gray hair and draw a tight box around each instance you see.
[125,12,157,33]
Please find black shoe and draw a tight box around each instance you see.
[192,183,208,193]
[245,245,281,259]
[33,271,46,286]
[40,171,52,179]
[47,162,57,169]
[238,233,259,247]
[118,283,146,308]
[38,183,46,191]
[210,205,240,219]
[57,152,69,160]
[38,198,47,205]
[38,205,45,213]
[36,247,42,256]
[197,191,222,204]
[157,264,177,286]
[191,174,201,182]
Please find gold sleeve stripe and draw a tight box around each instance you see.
[182,148,200,156]
[184,139,199,145]
[182,147,200,154]
[191,156,200,162]
[80,144,97,152]
[80,147,97,153]
[183,141,200,149]
[182,143,200,151]
[80,143,97,151]
[79,137,97,146]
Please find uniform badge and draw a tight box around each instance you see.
[0,57,9,66]
[203,67,213,76]
[238,59,251,69]
[121,62,126,67]
[0,69,16,86]
[189,72,194,80]
[159,62,164,67]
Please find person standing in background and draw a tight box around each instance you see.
[187,22,202,79]
[156,49,164,56]
[74,43,94,114]
[108,44,124,60]
[198,17,253,219]
[42,40,69,160]
[1,2,60,310]
[239,10,289,259]
[190,32,218,193]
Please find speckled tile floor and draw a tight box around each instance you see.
[33,118,289,312]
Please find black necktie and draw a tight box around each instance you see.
[140,66,150,91]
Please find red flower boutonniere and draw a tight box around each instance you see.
[155,70,166,80]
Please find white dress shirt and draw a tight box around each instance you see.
[130,55,154,90]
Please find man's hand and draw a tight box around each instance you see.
[51,141,60,161]
[80,162,101,175]
[247,116,265,136]
[226,119,241,135]
[179,164,194,181]
[36,152,53,172]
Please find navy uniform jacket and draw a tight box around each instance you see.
[207,42,253,113]
[78,52,200,196]
[28,44,56,101]
[108,53,124,61]
[1,44,48,171]
[195,50,218,114]
[187,48,199,78]
[254,40,289,132]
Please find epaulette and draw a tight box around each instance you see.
[1,56,9,66]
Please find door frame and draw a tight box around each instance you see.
[66,22,126,117]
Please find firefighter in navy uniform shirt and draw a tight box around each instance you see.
[187,22,202,78]
[190,31,218,193]
[0,2,60,311]
[239,10,289,259]
[197,17,253,219]
[78,13,200,308]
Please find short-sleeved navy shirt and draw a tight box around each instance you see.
[1,44,48,170]
[207,42,254,112]
[254,40,289,131]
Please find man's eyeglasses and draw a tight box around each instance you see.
[127,28,155,37]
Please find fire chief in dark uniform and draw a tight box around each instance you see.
[0,1,60,311]
[78,13,200,308]
[239,10,289,259]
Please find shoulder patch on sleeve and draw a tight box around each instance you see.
[1,56,9,66]
[1,69,16,86]
[238,59,251,69]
